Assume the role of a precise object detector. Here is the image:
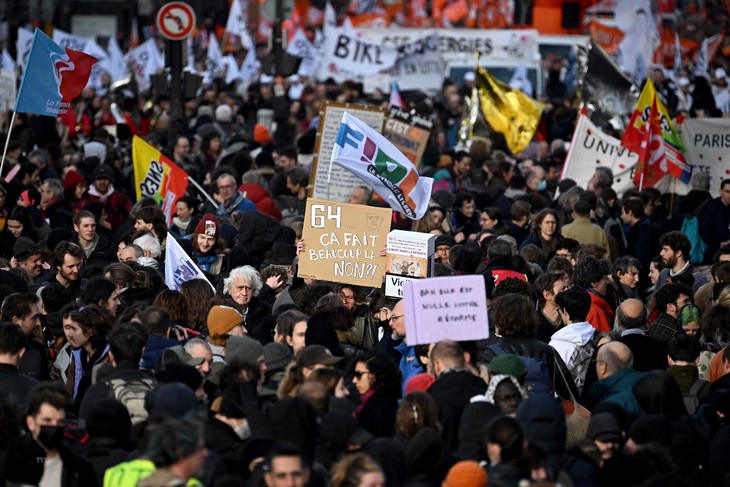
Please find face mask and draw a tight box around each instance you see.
[37,425,64,451]
[234,421,251,441]
[537,180,547,192]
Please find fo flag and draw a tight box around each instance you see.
[132,136,189,225]
[15,29,97,117]
[164,233,215,291]
[332,112,433,220]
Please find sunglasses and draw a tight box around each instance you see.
[353,370,370,379]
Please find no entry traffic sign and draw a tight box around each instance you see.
[156,2,196,41]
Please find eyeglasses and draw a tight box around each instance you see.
[353,370,369,379]
[389,314,404,322]
[218,184,236,190]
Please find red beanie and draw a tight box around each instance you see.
[63,170,87,190]
[253,124,271,144]
[194,214,220,239]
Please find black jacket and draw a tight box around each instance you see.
[357,392,399,438]
[428,370,487,450]
[617,333,668,372]
[0,362,39,412]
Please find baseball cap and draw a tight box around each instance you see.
[296,345,343,369]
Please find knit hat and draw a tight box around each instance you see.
[86,398,132,441]
[296,344,343,369]
[486,354,527,383]
[587,412,623,443]
[225,335,265,370]
[155,363,203,392]
[405,372,436,395]
[263,342,293,371]
[63,169,87,190]
[441,461,487,487]
[253,124,271,144]
[215,104,233,123]
[207,305,245,336]
[628,414,673,447]
[92,164,114,180]
[194,213,220,239]
[13,237,41,261]
[435,235,456,249]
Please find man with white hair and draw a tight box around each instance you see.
[133,233,162,259]
[224,266,276,344]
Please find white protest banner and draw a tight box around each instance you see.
[681,118,730,198]
[317,27,398,83]
[164,233,215,291]
[403,275,489,345]
[16,27,34,74]
[310,101,386,202]
[360,28,539,65]
[128,38,164,93]
[298,199,392,287]
[562,111,638,196]
[332,112,434,219]
[287,28,321,77]
[389,32,445,93]
[0,69,16,112]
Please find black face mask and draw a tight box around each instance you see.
[37,425,64,451]
[378,319,390,329]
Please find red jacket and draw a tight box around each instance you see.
[239,183,282,220]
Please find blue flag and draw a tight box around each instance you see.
[15,29,97,117]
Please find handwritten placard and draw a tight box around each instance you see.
[298,199,392,287]
[310,101,386,202]
[403,275,489,345]
[383,106,433,166]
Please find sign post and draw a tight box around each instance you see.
[156,2,196,154]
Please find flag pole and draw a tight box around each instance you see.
[187,176,219,208]
[0,110,17,179]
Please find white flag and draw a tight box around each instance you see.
[287,28,321,77]
[204,34,224,84]
[332,112,433,219]
[106,36,127,82]
[225,47,258,85]
[128,38,164,92]
[16,27,34,74]
[225,0,252,49]
[164,233,215,291]
[561,111,638,197]
[1,48,13,72]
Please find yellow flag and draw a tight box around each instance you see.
[475,66,545,154]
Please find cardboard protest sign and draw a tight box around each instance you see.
[310,101,386,202]
[402,275,489,345]
[298,199,392,287]
[383,106,433,166]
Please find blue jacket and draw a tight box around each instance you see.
[395,342,424,395]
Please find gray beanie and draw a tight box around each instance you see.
[225,336,265,370]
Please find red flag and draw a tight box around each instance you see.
[624,97,667,189]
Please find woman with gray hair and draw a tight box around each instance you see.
[223,265,275,344]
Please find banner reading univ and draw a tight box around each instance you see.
[132,136,189,225]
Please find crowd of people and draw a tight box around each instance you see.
[3,9,730,487]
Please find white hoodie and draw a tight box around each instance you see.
[549,322,597,366]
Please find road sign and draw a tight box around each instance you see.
[156,2,196,41]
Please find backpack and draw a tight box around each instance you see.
[566,331,602,394]
[681,199,710,264]
[682,378,707,415]
[487,344,553,395]
[105,376,156,425]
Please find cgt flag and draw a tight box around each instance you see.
[132,136,189,225]
[164,232,215,291]
[15,29,97,117]
[332,112,433,220]
[621,78,692,188]
[475,65,544,155]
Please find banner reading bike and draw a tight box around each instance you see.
[316,26,399,82]
[298,199,392,288]
[132,136,189,225]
